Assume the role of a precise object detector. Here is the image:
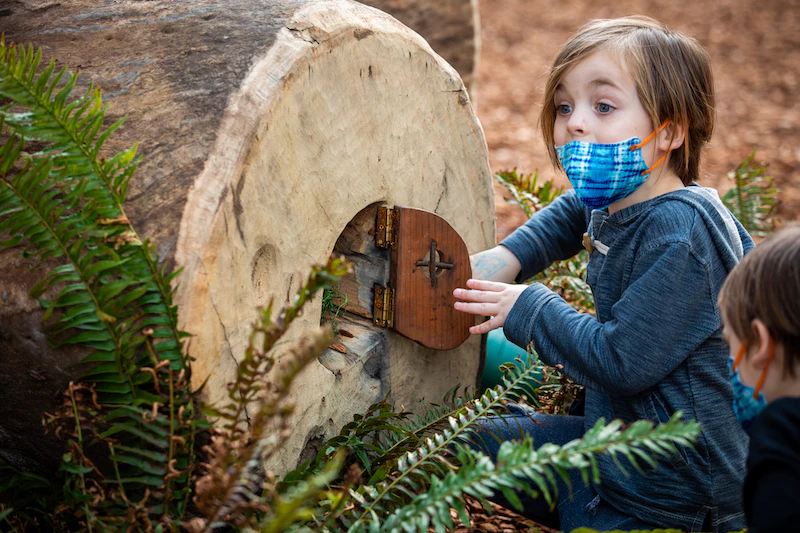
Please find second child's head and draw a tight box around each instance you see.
[540,16,715,187]
[719,225,800,402]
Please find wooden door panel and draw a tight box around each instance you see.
[391,206,472,350]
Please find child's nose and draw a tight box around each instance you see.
[566,113,587,137]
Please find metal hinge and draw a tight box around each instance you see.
[375,206,396,248]
[372,284,394,328]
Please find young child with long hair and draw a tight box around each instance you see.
[454,16,752,531]
[718,224,800,532]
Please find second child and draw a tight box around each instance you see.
[718,224,800,533]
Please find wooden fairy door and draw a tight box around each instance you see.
[374,206,472,350]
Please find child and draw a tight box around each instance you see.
[454,16,753,532]
[718,224,800,532]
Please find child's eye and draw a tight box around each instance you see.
[597,102,614,114]
[556,104,572,116]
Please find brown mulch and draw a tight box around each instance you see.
[459,496,560,533]
[476,0,800,242]
[463,1,799,531]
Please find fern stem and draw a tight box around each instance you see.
[67,385,94,533]
[107,443,130,504]
[163,367,176,521]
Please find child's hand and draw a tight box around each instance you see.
[453,279,528,335]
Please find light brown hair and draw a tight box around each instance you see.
[540,16,715,185]
[718,224,800,376]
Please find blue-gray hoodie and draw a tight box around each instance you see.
[501,185,753,531]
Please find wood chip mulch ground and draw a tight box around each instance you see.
[439,496,560,533]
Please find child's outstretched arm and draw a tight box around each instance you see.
[500,240,720,396]
[457,190,590,333]
[470,246,522,283]
[500,190,591,282]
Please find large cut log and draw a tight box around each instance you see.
[359,0,480,96]
[0,0,494,475]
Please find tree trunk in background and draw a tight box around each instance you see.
[0,0,493,476]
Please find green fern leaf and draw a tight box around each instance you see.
[0,37,196,524]
[381,415,700,532]
[343,355,546,530]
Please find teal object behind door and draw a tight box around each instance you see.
[481,328,543,391]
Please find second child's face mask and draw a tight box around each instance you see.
[729,341,774,434]
[556,120,671,210]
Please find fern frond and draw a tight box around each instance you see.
[381,414,700,533]
[721,150,776,237]
[0,41,136,201]
[292,396,416,489]
[341,356,545,531]
[0,37,194,524]
[494,169,565,218]
[372,394,468,474]
[259,451,345,533]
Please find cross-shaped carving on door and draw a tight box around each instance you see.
[415,240,454,287]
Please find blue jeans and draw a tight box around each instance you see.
[471,404,661,532]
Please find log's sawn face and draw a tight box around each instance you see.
[360,0,480,96]
[1,0,494,476]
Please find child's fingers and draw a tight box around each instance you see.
[469,316,501,335]
[453,300,498,316]
[452,287,500,303]
[465,278,507,292]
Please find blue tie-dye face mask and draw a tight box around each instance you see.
[555,120,670,210]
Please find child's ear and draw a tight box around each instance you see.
[658,120,686,152]
[750,318,774,369]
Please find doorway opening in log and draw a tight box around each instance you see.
[318,203,391,386]
[320,203,390,350]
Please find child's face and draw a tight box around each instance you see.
[553,50,660,166]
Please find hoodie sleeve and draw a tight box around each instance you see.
[500,190,591,282]
[503,239,719,396]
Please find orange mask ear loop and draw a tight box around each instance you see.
[753,338,775,399]
[630,119,672,176]
[732,343,747,371]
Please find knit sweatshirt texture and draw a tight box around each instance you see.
[500,186,753,531]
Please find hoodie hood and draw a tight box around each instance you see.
[670,184,748,272]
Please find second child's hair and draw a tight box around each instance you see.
[718,224,800,376]
[540,16,715,185]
